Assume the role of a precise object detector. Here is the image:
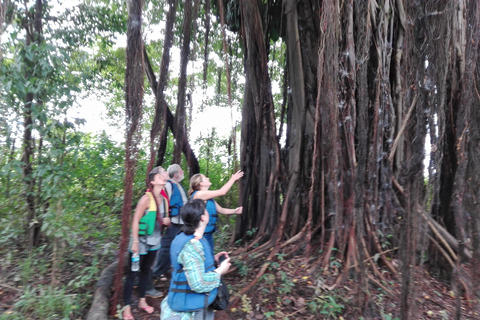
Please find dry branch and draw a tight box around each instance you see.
[419,209,458,262]
[428,235,455,269]
[349,247,397,269]
[0,282,22,292]
[418,205,472,260]
[367,274,393,296]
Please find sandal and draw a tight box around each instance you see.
[121,305,135,320]
[140,306,154,314]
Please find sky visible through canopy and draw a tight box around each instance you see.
[61,1,242,152]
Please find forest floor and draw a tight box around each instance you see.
[122,256,479,320]
[1,248,479,320]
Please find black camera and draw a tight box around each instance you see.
[218,254,227,264]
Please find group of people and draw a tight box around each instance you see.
[122,164,243,320]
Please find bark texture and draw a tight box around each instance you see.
[110,0,144,315]
[20,0,44,250]
[230,0,480,313]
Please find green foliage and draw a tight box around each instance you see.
[278,271,295,294]
[329,257,342,268]
[0,130,127,247]
[246,227,258,237]
[381,315,400,320]
[260,272,275,286]
[213,221,234,252]
[264,311,276,319]
[233,259,249,277]
[307,294,345,319]
[2,220,118,318]
[269,261,280,270]
[275,252,287,262]
[0,171,25,243]
[67,258,101,289]
[59,1,128,48]
[0,1,96,251]
[0,312,25,320]
[14,285,87,320]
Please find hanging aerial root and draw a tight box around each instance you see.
[333,229,361,286]
[361,239,391,286]
[305,231,334,276]
[336,245,398,295]
[363,214,398,277]
[388,92,418,163]
[321,230,336,271]
[395,182,471,261]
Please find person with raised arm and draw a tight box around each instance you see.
[188,170,243,251]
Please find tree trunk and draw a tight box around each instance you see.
[237,0,281,242]
[173,0,196,164]
[110,0,144,315]
[352,0,372,310]
[147,0,178,173]
[284,0,307,238]
[22,0,43,250]
[452,0,480,308]
[143,46,200,175]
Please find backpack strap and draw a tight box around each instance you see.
[165,180,173,198]
[160,188,170,218]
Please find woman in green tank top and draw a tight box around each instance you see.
[122,166,171,320]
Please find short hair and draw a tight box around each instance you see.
[180,199,207,235]
[167,164,182,178]
[188,173,203,196]
[148,166,165,182]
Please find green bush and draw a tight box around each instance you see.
[14,285,87,320]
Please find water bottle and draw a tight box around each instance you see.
[131,253,140,272]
